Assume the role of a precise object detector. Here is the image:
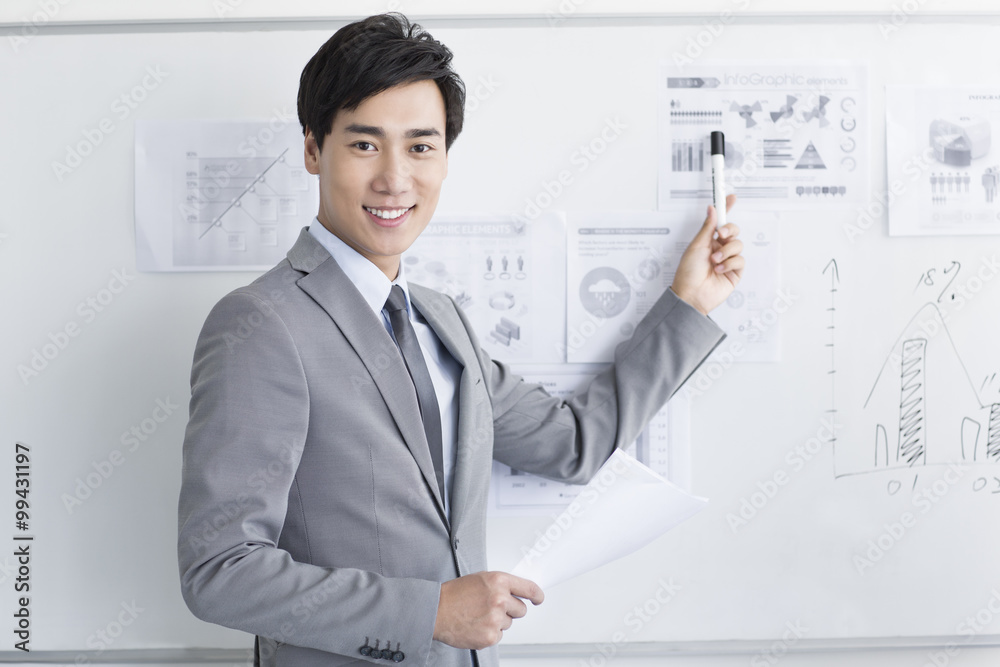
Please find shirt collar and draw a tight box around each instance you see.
[308,218,413,316]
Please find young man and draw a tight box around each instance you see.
[178,13,743,667]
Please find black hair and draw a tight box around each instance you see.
[297,13,465,152]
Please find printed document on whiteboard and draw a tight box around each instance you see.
[658,61,869,214]
[135,118,318,271]
[404,213,565,364]
[886,85,1000,235]
[565,211,781,365]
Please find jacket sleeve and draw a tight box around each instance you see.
[177,289,441,664]
[483,287,725,483]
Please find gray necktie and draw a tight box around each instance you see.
[383,285,445,502]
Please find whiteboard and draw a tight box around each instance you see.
[2,10,1000,656]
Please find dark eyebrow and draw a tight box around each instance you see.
[406,128,441,139]
[343,124,441,140]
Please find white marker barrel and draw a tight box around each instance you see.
[710,130,726,229]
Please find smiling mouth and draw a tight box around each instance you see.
[364,206,414,221]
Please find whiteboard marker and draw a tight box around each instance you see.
[710,131,726,229]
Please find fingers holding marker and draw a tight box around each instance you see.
[714,253,746,278]
[716,221,740,242]
[712,219,743,270]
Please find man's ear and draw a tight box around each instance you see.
[304,129,321,176]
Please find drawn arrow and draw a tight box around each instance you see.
[823,258,839,286]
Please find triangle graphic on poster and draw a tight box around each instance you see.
[795,141,827,170]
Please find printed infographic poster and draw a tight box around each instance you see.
[566,211,781,364]
[404,213,566,364]
[887,85,1000,236]
[488,367,692,516]
[658,61,868,212]
[135,118,318,271]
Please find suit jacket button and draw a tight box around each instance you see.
[393,651,405,662]
[380,647,393,659]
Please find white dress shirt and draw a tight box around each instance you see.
[308,220,462,517]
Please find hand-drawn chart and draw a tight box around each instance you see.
[135,119,318,271]
[829,255,1000,495]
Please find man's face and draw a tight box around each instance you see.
[304,79,448,279]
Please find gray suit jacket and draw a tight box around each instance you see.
[178,228,724,666]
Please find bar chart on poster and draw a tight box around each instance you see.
[2,1,1000,658]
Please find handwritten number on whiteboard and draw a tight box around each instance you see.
[914,261,961,302]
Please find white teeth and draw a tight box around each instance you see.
[365,206,410,220]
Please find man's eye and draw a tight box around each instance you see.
[354,141,375,151]
[411,144,431,153]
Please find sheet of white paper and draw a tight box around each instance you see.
[658,61,869,213]
[489,365,692,516]
[135,118,318,271]
[566,211,781,364]
[509,450,708,591]
[886,85,1000,236]
[404,213,566,364]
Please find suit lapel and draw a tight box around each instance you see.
[410,285,487,538]
[288,230,449,524]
